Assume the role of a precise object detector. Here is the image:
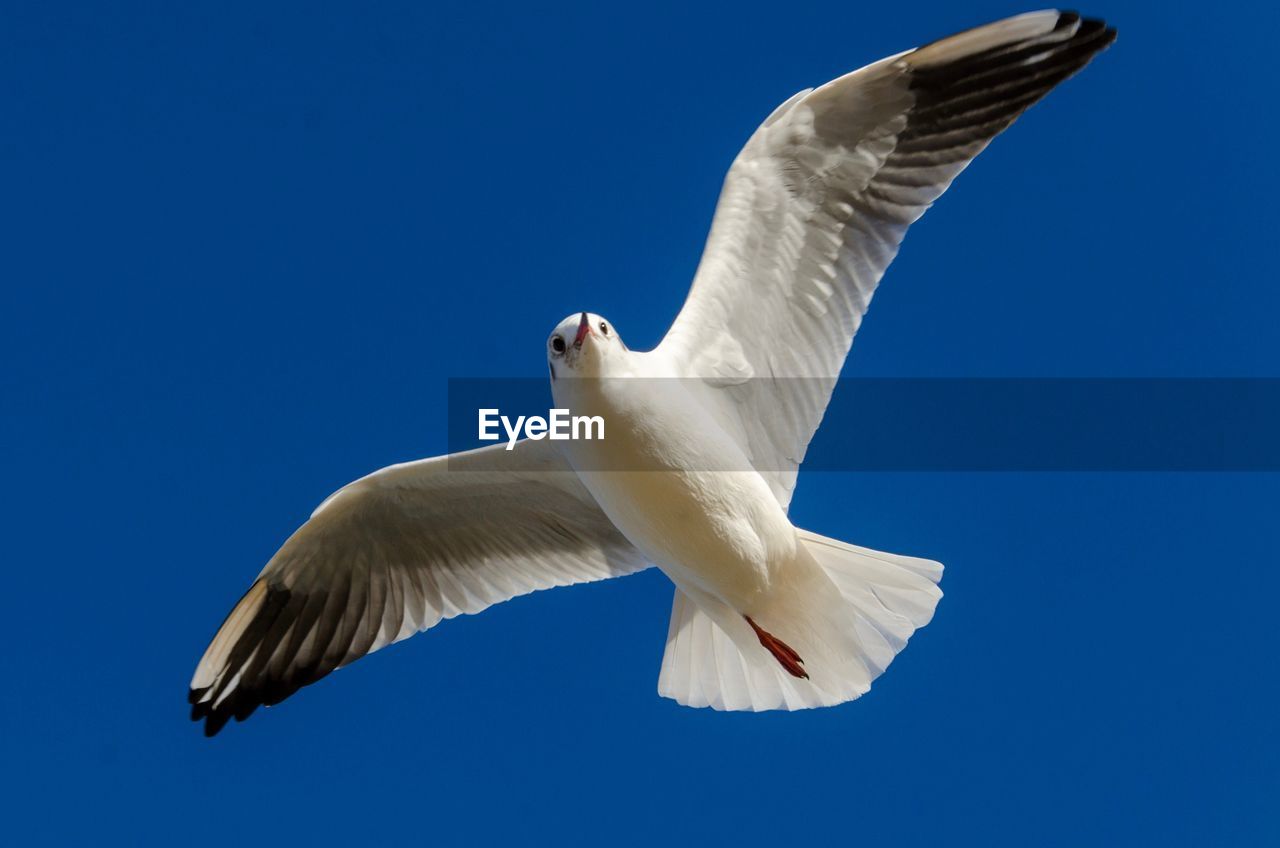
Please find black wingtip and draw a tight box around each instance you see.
[1066,13,1117,48]
[1057,10,1082,30]
[188,577,348,737]
[204,712,230,737]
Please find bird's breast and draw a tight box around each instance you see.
[555,377,796,606]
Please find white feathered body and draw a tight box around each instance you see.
[550,352,809,616]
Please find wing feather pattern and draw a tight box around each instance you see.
[189,439,648,735]
[661,10,1115,508]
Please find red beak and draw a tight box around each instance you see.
[573,311,591,348]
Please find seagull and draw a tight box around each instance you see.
[191,10,1115,735]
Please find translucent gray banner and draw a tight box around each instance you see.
[446,378,1280,471]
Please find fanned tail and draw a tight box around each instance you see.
[657,530,942,711]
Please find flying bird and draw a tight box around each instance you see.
[191,10,1116,735]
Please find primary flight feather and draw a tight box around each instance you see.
[191,10,1115,734]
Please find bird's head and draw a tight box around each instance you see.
[546,311,626,379]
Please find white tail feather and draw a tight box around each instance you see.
[657,530,942,711]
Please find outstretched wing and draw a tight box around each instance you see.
[189,439,648,735]
[658,10,1115,508]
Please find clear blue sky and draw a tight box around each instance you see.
[3,1,1277,845]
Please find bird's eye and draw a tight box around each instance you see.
[551,336,566,354]
[599,322,609,336]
